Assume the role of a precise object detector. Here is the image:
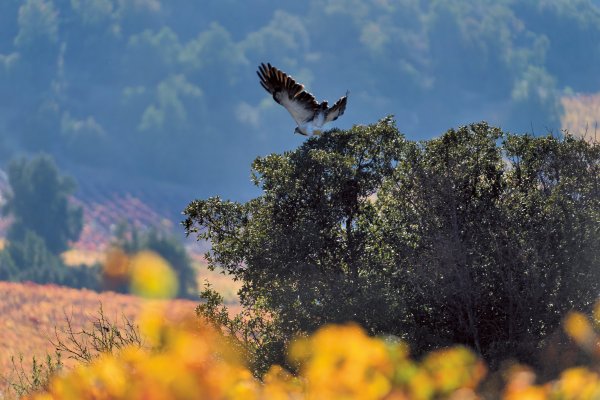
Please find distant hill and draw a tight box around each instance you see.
[0,169,177,253]
[0,166,240,304]
[71,193,175,253]
[1,0,600,207]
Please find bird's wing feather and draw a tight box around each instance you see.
[324,91,349,124]
[257,63,319,125]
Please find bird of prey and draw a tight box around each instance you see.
[257,62,348,136]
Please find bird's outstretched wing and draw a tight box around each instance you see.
[257,63,319,125]
[324,91,348,124]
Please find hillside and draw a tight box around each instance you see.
[1,1,600,206]
[0,281,240,396]
[0,165,191,256]
[0,166,242,303]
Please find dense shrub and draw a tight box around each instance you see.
[184,118,600,372]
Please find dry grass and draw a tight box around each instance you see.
[561,93,600,142]
[0,281,241,395]
[192,257,242,305]
[61,247,241,304]
[61,248,104,266]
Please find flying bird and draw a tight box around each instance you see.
[257,62,348,136]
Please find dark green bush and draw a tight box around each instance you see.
[184,117,600,373]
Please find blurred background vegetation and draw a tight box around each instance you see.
[0,0,599,211]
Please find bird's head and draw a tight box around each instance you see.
[294,127,308,136]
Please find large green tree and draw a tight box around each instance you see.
[3,154,83,254]
[184,118,600,373]
[376,123,600,364]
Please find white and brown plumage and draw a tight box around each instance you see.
[257,63,348,136]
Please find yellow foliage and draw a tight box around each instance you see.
[501,302,600,400]
[103,247,130,280]
[129,251,179,299]
[421,347,485,395]
[103,249,180,299]
[28,309,489,400]
[554,368,600,399]
[564,312,596,352]
[26,301,600,400]
[22,253,600,400]
[290,324,394,399]
[0,281,198,396]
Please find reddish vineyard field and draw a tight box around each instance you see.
[70,193,175,254]
[0,171,210,264]
[0,282,238,395]
[0,189,178,256]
